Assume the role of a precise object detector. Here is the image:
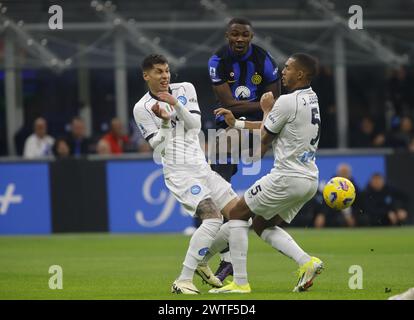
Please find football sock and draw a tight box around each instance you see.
[200,222,230,265]
[219,250,231,263]
[261,226,311,266]
[228,219,250,286]
[178,218,222,281]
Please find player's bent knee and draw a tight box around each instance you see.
[252,215,284,237]
[196,198,221,220]
[229,196,253,221]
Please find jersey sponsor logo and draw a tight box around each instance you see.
[251,73,262,85]
[190,185,201,195]
[189,97,197,103]
[210,67,217,79]
[177,95,187,105]
[235,86,251,99]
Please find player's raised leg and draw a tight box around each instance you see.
[252,215,324,292]
[172,198,223,294]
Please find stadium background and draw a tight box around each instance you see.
[0,0,414,300]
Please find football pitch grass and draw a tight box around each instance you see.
[0,227,413,300]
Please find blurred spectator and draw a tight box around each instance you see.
[128,119,152,153]
[409,137,414,152]
[65,117,92,156]
[362,173,408,226]
[387,67,414,117]
[52,138,70,159]
[98,118,129,154]
[96,139,111,154]
[350,116,386,148]
[23,117,55,158]
[387,116,414,149]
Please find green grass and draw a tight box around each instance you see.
[0,227,413,300]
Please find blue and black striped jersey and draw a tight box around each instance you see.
[208,44,279,122]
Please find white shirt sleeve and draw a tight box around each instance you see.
[134,103,172,150]
[134,103,160,142]
[174,82,201,132]
[263,95,294,135]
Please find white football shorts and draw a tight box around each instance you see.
[244,173,318,223]
[164,168,238,217]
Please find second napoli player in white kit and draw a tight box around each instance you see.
[210,53,324,293]
[133,54,238,294]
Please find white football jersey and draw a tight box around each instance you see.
[133,82,209,178]
[263,86,320,179]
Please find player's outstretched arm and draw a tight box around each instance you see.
[214,108,261,130]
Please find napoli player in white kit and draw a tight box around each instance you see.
[133,54,239,294]
[210,53,324,293]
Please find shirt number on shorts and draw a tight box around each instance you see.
[250,185,262,196]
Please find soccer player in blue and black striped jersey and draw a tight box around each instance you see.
[206,17,281,282]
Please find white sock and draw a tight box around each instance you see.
[219,251,231,263]
[261,226,311,266]
[229,219,250,286]
[200,222,230,265]
[178,218,222,281]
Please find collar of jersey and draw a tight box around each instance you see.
[289,85,311,93]
[228,45,253,61]
[148,87,173,101]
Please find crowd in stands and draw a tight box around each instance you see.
[20,116,151,159]
[292,163,410,228]
[349,66,414,150]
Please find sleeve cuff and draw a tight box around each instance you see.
[264,125,277,135]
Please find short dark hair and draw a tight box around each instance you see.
[290,53,319,81]
[227,17,252,29]
[141,54,168,71]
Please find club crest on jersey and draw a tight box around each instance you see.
[198,247,209,256]
[251,73,262,85]
[235,86,251,99]
[177,96,187,105]
[191,185,201,195]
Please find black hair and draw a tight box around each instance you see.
[290,53,319,81]
[227,17,252,29]
[141,54,168,71]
